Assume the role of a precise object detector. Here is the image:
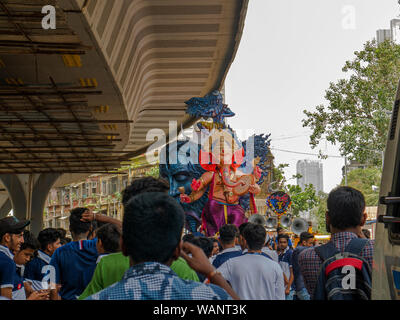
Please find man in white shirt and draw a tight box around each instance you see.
[217,223,285,300]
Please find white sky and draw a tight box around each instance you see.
[224,0,399,193]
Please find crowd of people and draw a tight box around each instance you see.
[0,177,374,300]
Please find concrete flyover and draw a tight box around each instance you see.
[0,0,249,234]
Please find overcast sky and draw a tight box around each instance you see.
[224,0,399,193]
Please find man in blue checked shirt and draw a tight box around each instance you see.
[86,192,239,300]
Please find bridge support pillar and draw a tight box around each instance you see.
[0,173,60,235]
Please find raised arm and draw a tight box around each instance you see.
[81,210,122,229]
[180,171,214,204]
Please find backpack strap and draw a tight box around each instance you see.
[343,238,369,256]
[314,241,339,262]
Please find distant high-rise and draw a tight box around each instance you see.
[296,160,323,194]
[376,19,400,44]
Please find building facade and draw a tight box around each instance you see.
[296,160,323,194]
[376,19,400,44]
[43,156,158,231]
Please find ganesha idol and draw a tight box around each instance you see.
[180,130,262,236]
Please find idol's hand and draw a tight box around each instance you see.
[248,184,260,194]
[180,194,192,203]
[191,178,201,191]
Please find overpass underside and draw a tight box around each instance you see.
[0,0,248,234]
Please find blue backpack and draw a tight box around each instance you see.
[313,238,372,300]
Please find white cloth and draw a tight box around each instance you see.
[218,253,285,300]
[261,247,279,263]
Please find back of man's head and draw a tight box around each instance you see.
[96,223,122,253]
[239,222,250,236]
[327,186,365,230]
[123,192,184,264]
[122,177,169,206]
[191,236,214,258]
[243,223,266,251]
[20,230,39,251]
[299,232,314,244]
[38,228,61,251]
[69,207,91,236]
[219,224,239,245]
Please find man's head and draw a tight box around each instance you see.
[56,228,67,239]
[243,223,266,251]
[326,186,366,233]
[191,236,214,258]
[218,224,239,248]
[14,230,39,266]
[122,177,169,206]
[38,228,62,256]
[0,216,30,252]
[96,223,122,254]
[299,232,314,247]
[122,192,185,265]
[69,207,92,240]
[238,222,250,250]
[182,233,196,243]
[277,233,290,251]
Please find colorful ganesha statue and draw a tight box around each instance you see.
[180,129,262,236]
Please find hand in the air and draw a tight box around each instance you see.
[180,242,215,276]
[80,209,94,222]
[180,194,191,203]
[191,179,201,191]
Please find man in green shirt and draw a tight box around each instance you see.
[79,251,199,300]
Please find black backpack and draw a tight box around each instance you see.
[313,238,372,300]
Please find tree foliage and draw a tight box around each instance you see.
[271,163,319,217]
[302,40,400,166]
[285,184,319,217]
[311,192,328,234]
[341,167,381,206]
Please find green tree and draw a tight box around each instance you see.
[270,163,319,217]
[285,184,319,217]
[341,167,381,206]
[302,40,400,167]
[311,192,328,234]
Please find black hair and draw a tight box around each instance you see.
[182,233,196,243]
[238,222,250,236]
[277,233,289,242]
[69,207,91,235]
[242,223,266,251]
[218,224,239,244]
[56,228,67,239]
[20,230,39,251]
[122,177,169,206]
[123,192,184,264]
[327,186,365,230]
[299,232,314,243]
[191,237,214,258]
[277,227,283,232]
[61,237,72,245]
[38,228,61,251]
[96,223,121,253]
